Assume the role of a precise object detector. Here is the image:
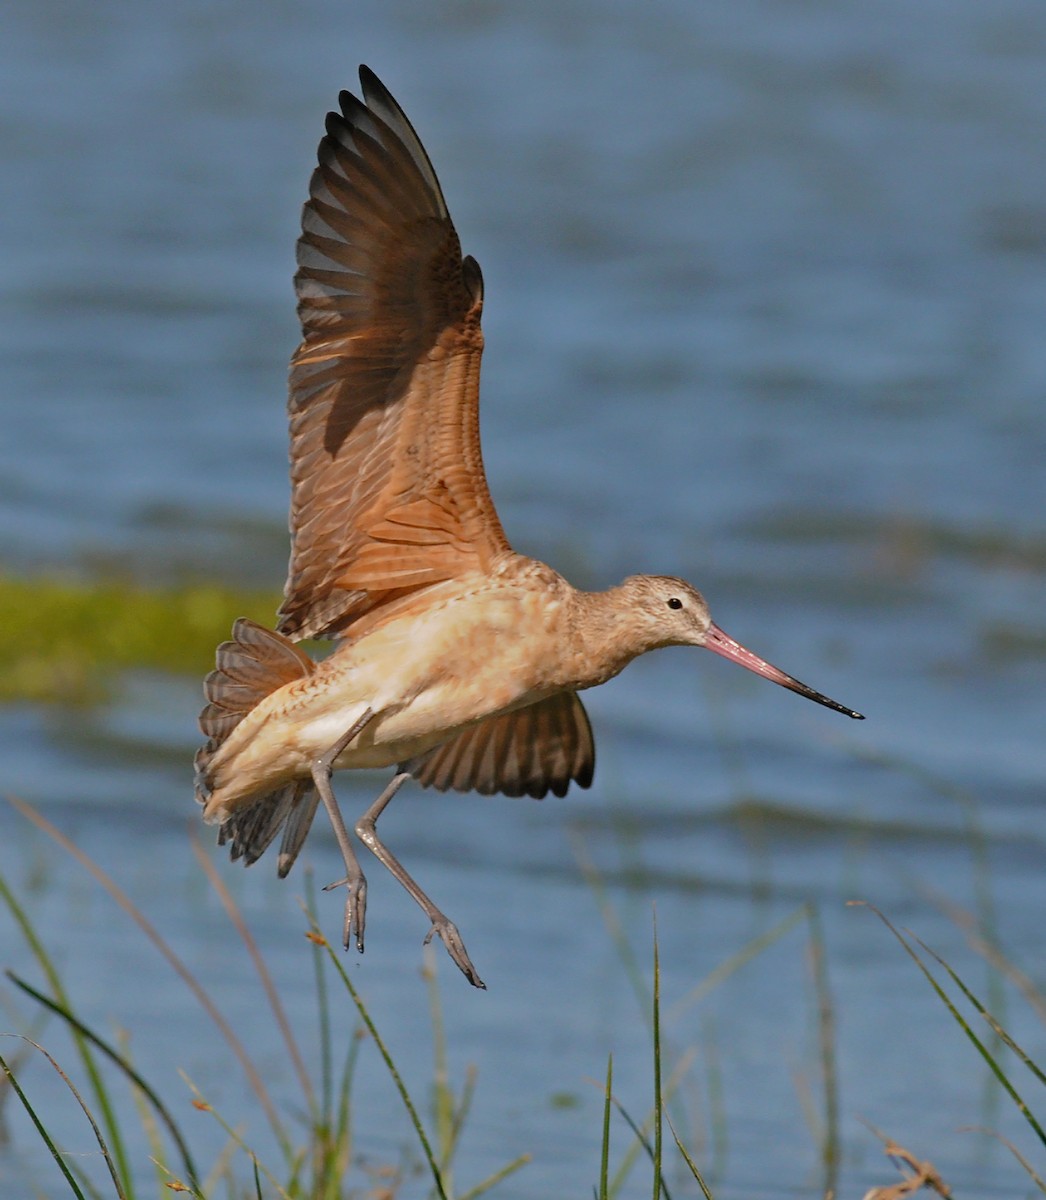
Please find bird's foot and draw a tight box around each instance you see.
[424,914,486,989]
[323,873,368,953]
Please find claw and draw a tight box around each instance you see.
[324,874,367,953]
[425,915,486,989]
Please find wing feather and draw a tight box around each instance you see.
[279,67,510,640]
[403,693,596,800]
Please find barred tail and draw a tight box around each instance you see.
[195,618,318,874]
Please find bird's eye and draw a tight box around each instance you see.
[667,597,683,610]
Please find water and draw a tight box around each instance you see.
[2,0,1045,1195]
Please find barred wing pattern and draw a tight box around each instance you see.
[278,67,510,641]
[403,692,595,799]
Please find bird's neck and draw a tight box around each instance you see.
[565,584,649,691]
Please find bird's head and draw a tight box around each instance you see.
[617,574,863,719]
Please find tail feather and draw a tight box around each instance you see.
[198,617,314,747]
[196,618,317,871]
[277,787,323,878]
[218,780,313,867]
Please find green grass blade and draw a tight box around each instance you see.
[455,1153,532,1200]
[700,1011,727,1178]
[0,1046,89,1200]
[191,836,316,1120]
[7,972,202,1193]
[845,741,1006,1122]
[181,1073,293,1200]
[652,931,663,1200]
[423,943,456,1177]
[148,1156,206,1198]
[7,795,292,1158]
[909,930,1046,1090]
[1,1037,127,1199]
[805,905,839,1197]
[606,1045,695,1200]
[0,857,135,1195]
[445,1064,479,1170]
[304,923,449,1200]
[599,1055,613,1200]
[333,1025,363,1178]
[125,1041,167,1197]
[664,1109,714,1200]
[856,902,1046,1149]
[571,834,651,1022]
[305,870,335,1130]
[667,906,807,1020]
[926,887,1046,1027]
[607,1096,673,1200]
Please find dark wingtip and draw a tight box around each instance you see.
[358,64,395,111]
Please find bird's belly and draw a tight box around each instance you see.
[313,590,562,769]
[330,674,541,770]
[292,701,460,771]
[215,580,567,794]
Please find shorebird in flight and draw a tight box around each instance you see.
[196,67,862,988]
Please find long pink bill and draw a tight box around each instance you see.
[704,624,864,720]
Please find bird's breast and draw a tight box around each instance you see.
[305,578,572,766]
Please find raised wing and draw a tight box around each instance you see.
[402,693,595,799]
[278,67,511,640]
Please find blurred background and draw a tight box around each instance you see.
[2,0,1045,1196]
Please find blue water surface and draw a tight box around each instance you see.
[2,1,1045,1196]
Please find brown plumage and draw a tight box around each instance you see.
[279,69,508,641]
[197,67,862,989]
[405,691,595,799]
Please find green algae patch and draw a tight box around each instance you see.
[0,575,282,704]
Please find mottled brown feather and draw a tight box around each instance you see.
[195,619,320,868]
[403,692,595,799]
[279,66,510,640]
[196,617,315,788]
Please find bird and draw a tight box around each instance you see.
[195,66,863,989]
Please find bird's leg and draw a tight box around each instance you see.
[313,707,375,953]
[355,772,486,990]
